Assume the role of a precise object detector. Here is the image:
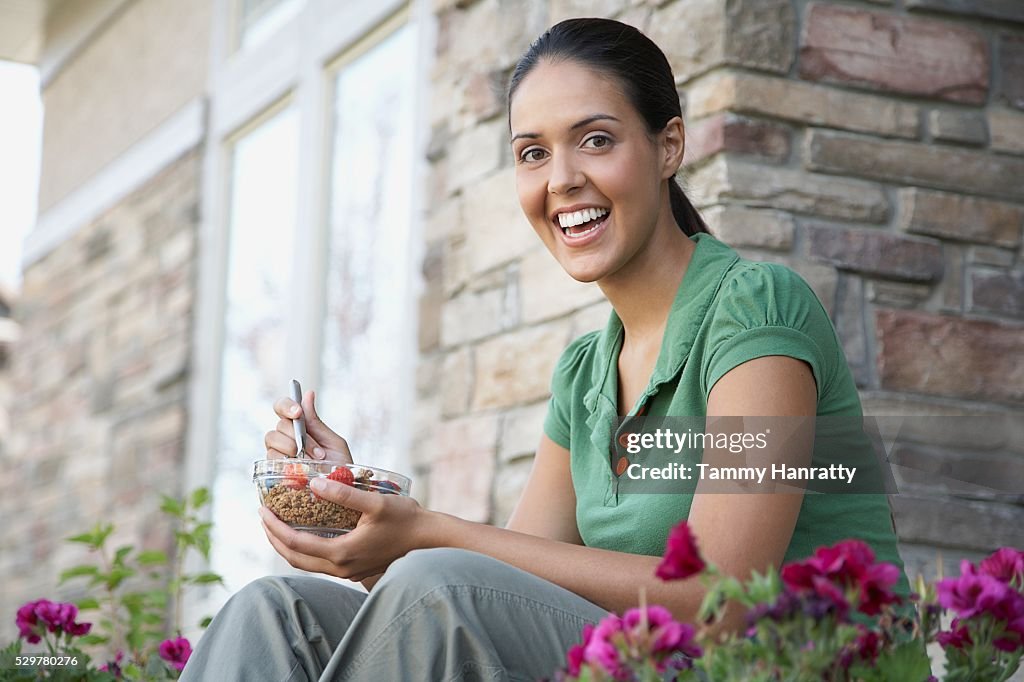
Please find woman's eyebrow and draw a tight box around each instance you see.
[510,114,621,143]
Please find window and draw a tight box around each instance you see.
[319,22,418,475]
[188,0,424,626]
[210,100,300,588]
[234,0,303,52]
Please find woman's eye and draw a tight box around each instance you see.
[584,134,611,149]
[520,148,547,163]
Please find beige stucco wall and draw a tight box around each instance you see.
[37,0,211,212]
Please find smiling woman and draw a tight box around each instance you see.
[182,18,908,682]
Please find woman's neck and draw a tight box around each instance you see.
[598,219,697,350]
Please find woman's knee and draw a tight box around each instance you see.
[378,548,499,594]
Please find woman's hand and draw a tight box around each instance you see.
[264,390,353,464]
[258,477,433,581]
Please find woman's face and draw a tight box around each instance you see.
[509,59,677,284]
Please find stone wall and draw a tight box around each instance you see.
[0,149,200,641]
[416,0,1024,582]
[0,287,16,461]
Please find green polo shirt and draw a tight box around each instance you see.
[544,232,908,589]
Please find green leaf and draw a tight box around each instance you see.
[113,545,133,565]
[105,566,135,590]
[190,487,212,509]
[199,616,213,628]
[76,597,101,611]
[160,494,186,518]
[137,549,169,566]
[871,640,932,680]
[59,565,100,583]
[144,589,169,608]
[66,523,114,549]
[78,633,110,646]
[141,612,164,625]
[190,572,225,585]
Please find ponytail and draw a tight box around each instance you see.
[669,178,709,237]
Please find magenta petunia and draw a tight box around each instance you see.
[855,627,881,663]
[937,570,1012,620]
[622,604,674,631]
[656,522,706,581]
[980,547,1024,584]
[564,643,585,676]
[857,562,901,616]
[936,618,972,650]
[15,601,41,644]
[781,561,821,593]
[585,614,622,675]
[812,540,875,586]
[158,636,193,671]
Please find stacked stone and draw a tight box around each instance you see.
[418,0,1024,579]
[0,285,16,457]
[0,151,200,641]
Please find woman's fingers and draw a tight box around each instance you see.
[270,389,352,462]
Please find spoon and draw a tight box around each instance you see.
[290,379,308,459]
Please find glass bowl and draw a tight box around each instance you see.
[253,459,411,538]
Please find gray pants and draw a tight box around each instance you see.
[180,547,610,681]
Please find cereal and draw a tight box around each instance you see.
[264,485,362,531]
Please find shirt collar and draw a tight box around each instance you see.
[584,232,740,414]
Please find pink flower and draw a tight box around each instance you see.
[857,562,901,616]
[855,627,881,663]
[584,616,625,677]
[564,624,594,676]
[564,643,585,677]
[989,590,1024,653]
[15,599,91,642]
[621,605,702,669]
[656,522,706,581]
[15,601,41,644]
[813,540,875,586]
[980,548,1024,584]
[99,651,125,678]
[780,561,821,593]
[158,636,192,671]
[936,618,972,650]
[937,568,1012,620]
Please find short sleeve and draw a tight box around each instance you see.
[543,331,600,449]
[702,263,832,402]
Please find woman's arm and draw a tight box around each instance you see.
[262,356,815,626]
[504,434,584,544]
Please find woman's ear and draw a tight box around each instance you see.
[659,116,686,179]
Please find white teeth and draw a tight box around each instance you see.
[557,207,608,229]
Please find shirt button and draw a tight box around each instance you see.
[615,456,629,476]
[618,432,632,448]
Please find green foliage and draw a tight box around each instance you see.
[7,488,224,681]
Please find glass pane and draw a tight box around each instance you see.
[320,24,417,476]
[211,104,299,589]
[238,0,303,51]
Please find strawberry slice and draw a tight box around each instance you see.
[328,467,355,486]
[282,462,308,489]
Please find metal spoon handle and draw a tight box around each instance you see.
[290,379,308,459]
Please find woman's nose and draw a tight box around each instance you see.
[547,154,584,195]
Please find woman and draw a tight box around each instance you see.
[182,18,907,681]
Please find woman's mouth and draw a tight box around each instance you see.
[556,207,610,244]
